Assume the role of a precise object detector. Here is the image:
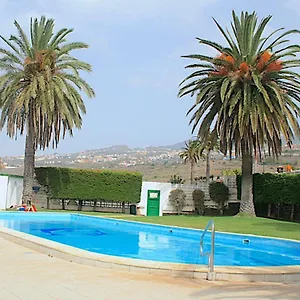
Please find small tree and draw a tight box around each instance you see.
[192,189,205,215]
[169,189,186,215]
[179,139,203,184]
[209,182,229,215]
[169,174,185,184]
[0,158,5,170]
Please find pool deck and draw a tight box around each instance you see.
[0,237,299,300]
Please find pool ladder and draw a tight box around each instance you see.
[200,220,215,281]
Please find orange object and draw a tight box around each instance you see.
[286,164,292,172]
[265,61,283,72]
[217,53,227,60]
[257,51,272,71]
[261,51,272,62]
[239,62,249,73]
[225,55,235,64]
[25,204,37,212]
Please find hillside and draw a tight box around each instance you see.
[1,141,300,182]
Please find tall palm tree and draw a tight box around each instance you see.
[0,17,95,204]
[179,139,202,184]
[199,129,220,182]
[178,11,300,216]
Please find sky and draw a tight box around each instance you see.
[0,0,299,156]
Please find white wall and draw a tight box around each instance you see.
[6,177,23,208]
[137,182,172,216]
[0,176,8,209]
[0,175,23,209]
[138,178,239,215]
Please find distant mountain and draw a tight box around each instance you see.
[145,141,185,151]
[74,145,131,156]
[164,141,186,150]
[3,141,186,160]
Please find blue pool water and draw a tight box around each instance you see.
[0,213,299,267]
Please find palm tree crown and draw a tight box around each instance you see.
[0,16,95,149]
[179,11,300,157]
[179,139,202,183]
[199,129,220,181]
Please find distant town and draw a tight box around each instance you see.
[1,142,300,181]
[2,143,187,171]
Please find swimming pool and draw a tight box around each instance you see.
[0,212,299,267]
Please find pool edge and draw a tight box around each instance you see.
[0,226,300,283]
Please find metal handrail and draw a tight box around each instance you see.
[200,220,215,274]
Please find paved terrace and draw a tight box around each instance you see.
[0,237,299,300]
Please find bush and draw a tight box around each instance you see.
[169,189,186,215]
[236,173,300,221]
[35,167,142,204]
[192,189,205,215]
[222,168,242,176]
[169,174,185,184]
[236,173,300,205]
[209,182,229,215]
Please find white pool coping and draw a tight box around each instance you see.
[0,214,299,283]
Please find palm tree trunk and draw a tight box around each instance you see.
[190,160,195,184]
[22,115,35,205]
[206,150,211,182]
[239,142,256,216]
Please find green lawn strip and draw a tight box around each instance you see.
[111,215,300,241]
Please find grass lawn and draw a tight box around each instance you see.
[117,215,300,241]
[37,209,300,241]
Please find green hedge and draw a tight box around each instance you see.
[35,167,142,203]
[237,173,300,204]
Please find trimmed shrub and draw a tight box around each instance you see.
[35,167,142,204]
[209,182,229,215]
[237,173,300,205]
[169,189,186,215]
[192,189,205,215]
[236,173,300,221]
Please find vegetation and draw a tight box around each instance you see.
[0,158,4,170]
[168,189,186,215]
[179,139,203,184]
[178,11,300,216]
[222,168,241,176]
[237,172,300,220]
[199,129,220,182]
[35,167,142,204]
[169,174,185,184]
[209,182,229,215]
[192,189,205,215]
[0,17,95,204]
[113,215,300,241]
